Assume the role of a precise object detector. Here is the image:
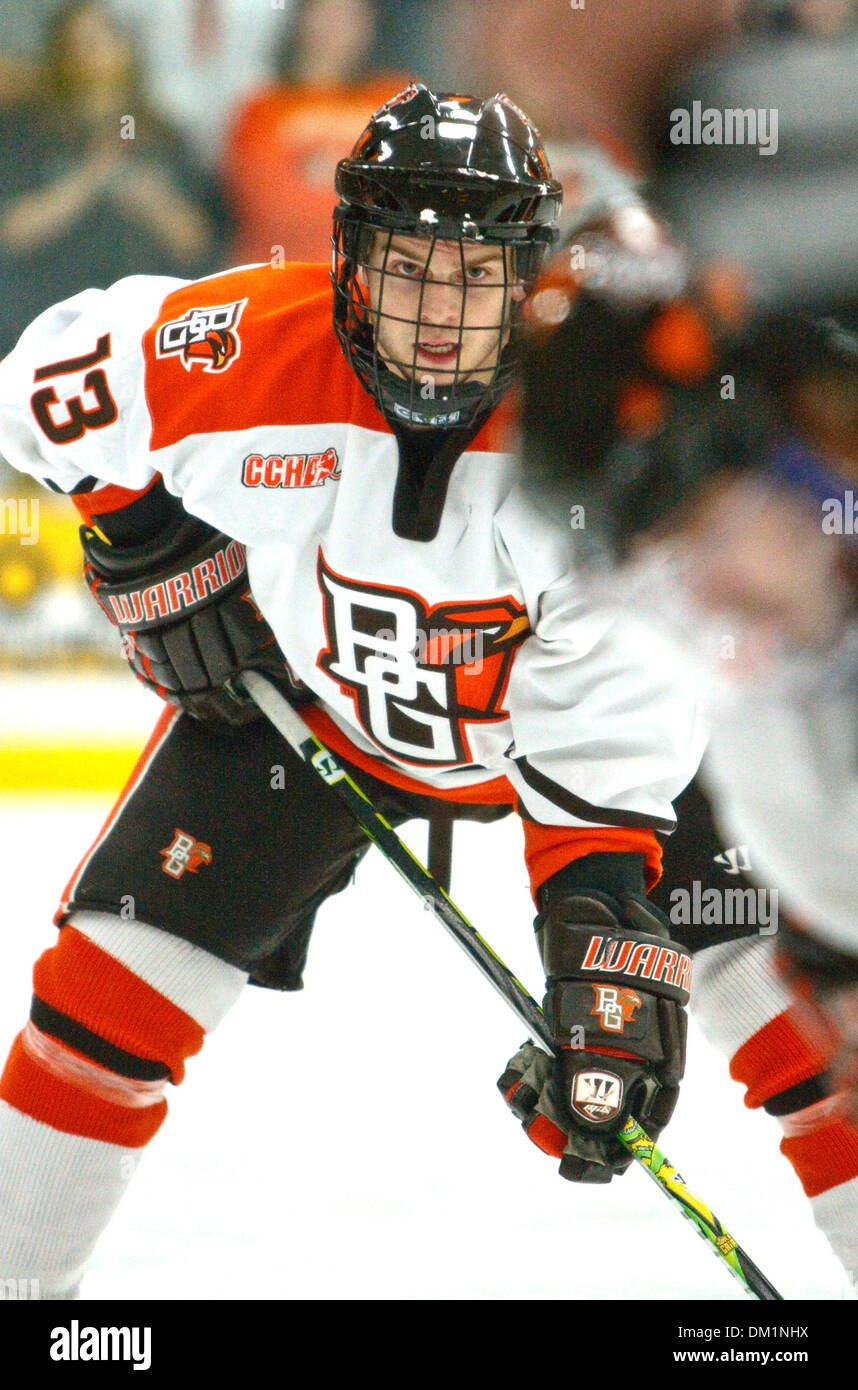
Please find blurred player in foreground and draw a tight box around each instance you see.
[518,22,858,1279]
[0,85,703,1297]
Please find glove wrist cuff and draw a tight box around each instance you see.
[81,511,213,578]
[85,527,248,633]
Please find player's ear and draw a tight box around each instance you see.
[506,248,526,301]
[355,230,378,300]
[361,228,381,268]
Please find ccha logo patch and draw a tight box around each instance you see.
[242,449,340,489]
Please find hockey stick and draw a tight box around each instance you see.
[428,818,454,894]
[240,670,783,1302]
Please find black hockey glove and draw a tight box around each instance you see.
[499,892,691,1183]
[82,510,300,725]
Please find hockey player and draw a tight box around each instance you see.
[516,29,858,1279]
[0,85,701,1297]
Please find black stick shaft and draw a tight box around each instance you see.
[240,672,783,1302]
[427,818,454,894]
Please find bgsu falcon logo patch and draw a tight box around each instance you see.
[160,829,213,879]
[571,1070,623,1123]
[156,300,247,373]
[590,984,643,1035]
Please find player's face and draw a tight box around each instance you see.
[363,235,524,389]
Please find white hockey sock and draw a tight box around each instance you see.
[0,911,246,1297]
[0,1102,139,1299]
[693,936,858,1280]
[811,1177,858,1283]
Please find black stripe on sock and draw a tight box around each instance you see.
[763,1072,831,1117]
[30,996,170,1083]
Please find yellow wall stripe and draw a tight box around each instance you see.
[0,743,141,794]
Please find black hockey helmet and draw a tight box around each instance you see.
[332,83,562,429]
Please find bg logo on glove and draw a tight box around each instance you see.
[590,984,642,1034]
[571,1070,624,1123]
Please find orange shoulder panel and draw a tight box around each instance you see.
[142,262,387,450]
[469,389,518,454]
[142,261,522,454]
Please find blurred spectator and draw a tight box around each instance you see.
[369,0,436,77]
[0,0,230,359]
[108,0,297,167]
[743,0,857,35]
[430,0,742,159]
[223,0,404,266]
[793,0,857,33]
[0,0,69,105]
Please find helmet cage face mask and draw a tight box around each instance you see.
[333,213,551,429]
[332,86,562,430]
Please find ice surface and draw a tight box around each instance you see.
[0,663,851,1302]
[0,788,853,1304]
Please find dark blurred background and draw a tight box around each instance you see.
[0,0,855,666]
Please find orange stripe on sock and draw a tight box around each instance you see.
[33,926,204,1084]
[780,1121,858,1198]
[0,1034,165,1147]
[730,1011,830,1110]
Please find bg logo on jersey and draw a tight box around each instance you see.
[156,300,247,373]
[317,550,529,765]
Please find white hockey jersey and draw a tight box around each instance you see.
[701,641,858,955]
[0,262,703,891]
